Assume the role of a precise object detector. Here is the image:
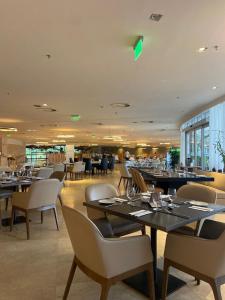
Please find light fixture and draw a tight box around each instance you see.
[212,86,217,90]
[110,103,130,108]
[149,13,163,22]
[198,47,208,53]
[57,135,74,138]
[160,142,171,145]
[70,114,81,122]
[0,127,17,132]
[133,36,144,61]
[52,140,66,143]
[43,104,48,107]
[36,141,49,144]
[27,129,38,132]
[0,118,22,123]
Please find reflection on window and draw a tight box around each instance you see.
[185,125,209,170]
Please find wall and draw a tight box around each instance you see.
[0,137,26,166]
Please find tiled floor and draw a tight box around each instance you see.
[0,169,225,299]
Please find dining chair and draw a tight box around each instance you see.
[84,158,93,175]
[36,167,53,179]
[71,162,85,180]
[97,157,108,175]
[175,184,217,236]
[118,163,132,191]
[130,168,163,194]
[0,189,14,228]
[10,179,60,239]
[85,183,146,237]
[162,219,225,300]
[49,171,66,205]
[53,163,65,172]
[62,206,155,300]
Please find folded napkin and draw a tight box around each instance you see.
[113,197,128,203]
[129,210,152,217]
[189,205,214,212]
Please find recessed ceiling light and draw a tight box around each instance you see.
[149,14,163,22]
[198,47,208,53]
[36,141,49,144]
[52,140,66,143]
[57,135,74,138]
[110,103,130,108]
[212,86,217,90]
[43,103,48,107]
[0,127,17,132]
[160,142,171,145]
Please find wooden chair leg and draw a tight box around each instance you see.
[100,282,111,300]
[161,258,170,300]
[147,263,156,300]
[118,177,122,188]
[53,207,59,230]
[10,206,15,231]
[211,280,222,300]
[141,226,146,235]
[63,256,77,300]
[25,210,30,240]
[5,198,9,211]
[41,211,44,224]
[58,195,63,206]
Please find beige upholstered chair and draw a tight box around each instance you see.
[53,163,65,172]
[62,206,155,300]
[118,163,132,190]
[176,184,217,235]
[85,183,145,236]
[49,171,66,205]
[36,167,53,179]
[10,179,60,239]
[162,220,225,300]
[71,161,85,180]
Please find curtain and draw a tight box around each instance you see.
[209,102,225,170]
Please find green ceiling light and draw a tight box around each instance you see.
[71,114,81,122]
[133,36,144,61]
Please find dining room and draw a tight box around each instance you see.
[1,1,225,300]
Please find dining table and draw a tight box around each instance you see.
[84,195,225,299]
[137,168,214,194]
[0,176,39,226]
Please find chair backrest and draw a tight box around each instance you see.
[49,171,65,182]
[72,161,84,173]
[176,184,217,204]
[85,183,118,219]
[130,168,148,193]
[85,159,92,171]
[100,158,108,170]
[53,164,65,172]
[27,179,60,209]
[37,167,53,179]
[108,156,115,170]
[62,206,108,277]
[119,163,131,178]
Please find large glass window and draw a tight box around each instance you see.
[185,124,209,170]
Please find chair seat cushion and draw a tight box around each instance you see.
[0,189,13,199]
[108,215,143,236]
[92,218,114,238]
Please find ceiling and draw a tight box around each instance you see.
[0,0,225,147]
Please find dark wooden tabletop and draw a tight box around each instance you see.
[138,168,214,183]
[84,198,225,232]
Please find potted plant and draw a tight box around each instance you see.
[169,147,180,170]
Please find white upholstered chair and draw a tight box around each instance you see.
[62,206,155,300]
[10,179,61,239]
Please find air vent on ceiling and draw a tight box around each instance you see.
[150,14,163,22]
[141,121,154,124]
[92,122,104,126]
[34,104,56,112]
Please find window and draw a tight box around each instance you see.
[185,124,209,170]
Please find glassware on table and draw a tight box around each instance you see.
[126,184,136,200]
[148,184,155,193]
